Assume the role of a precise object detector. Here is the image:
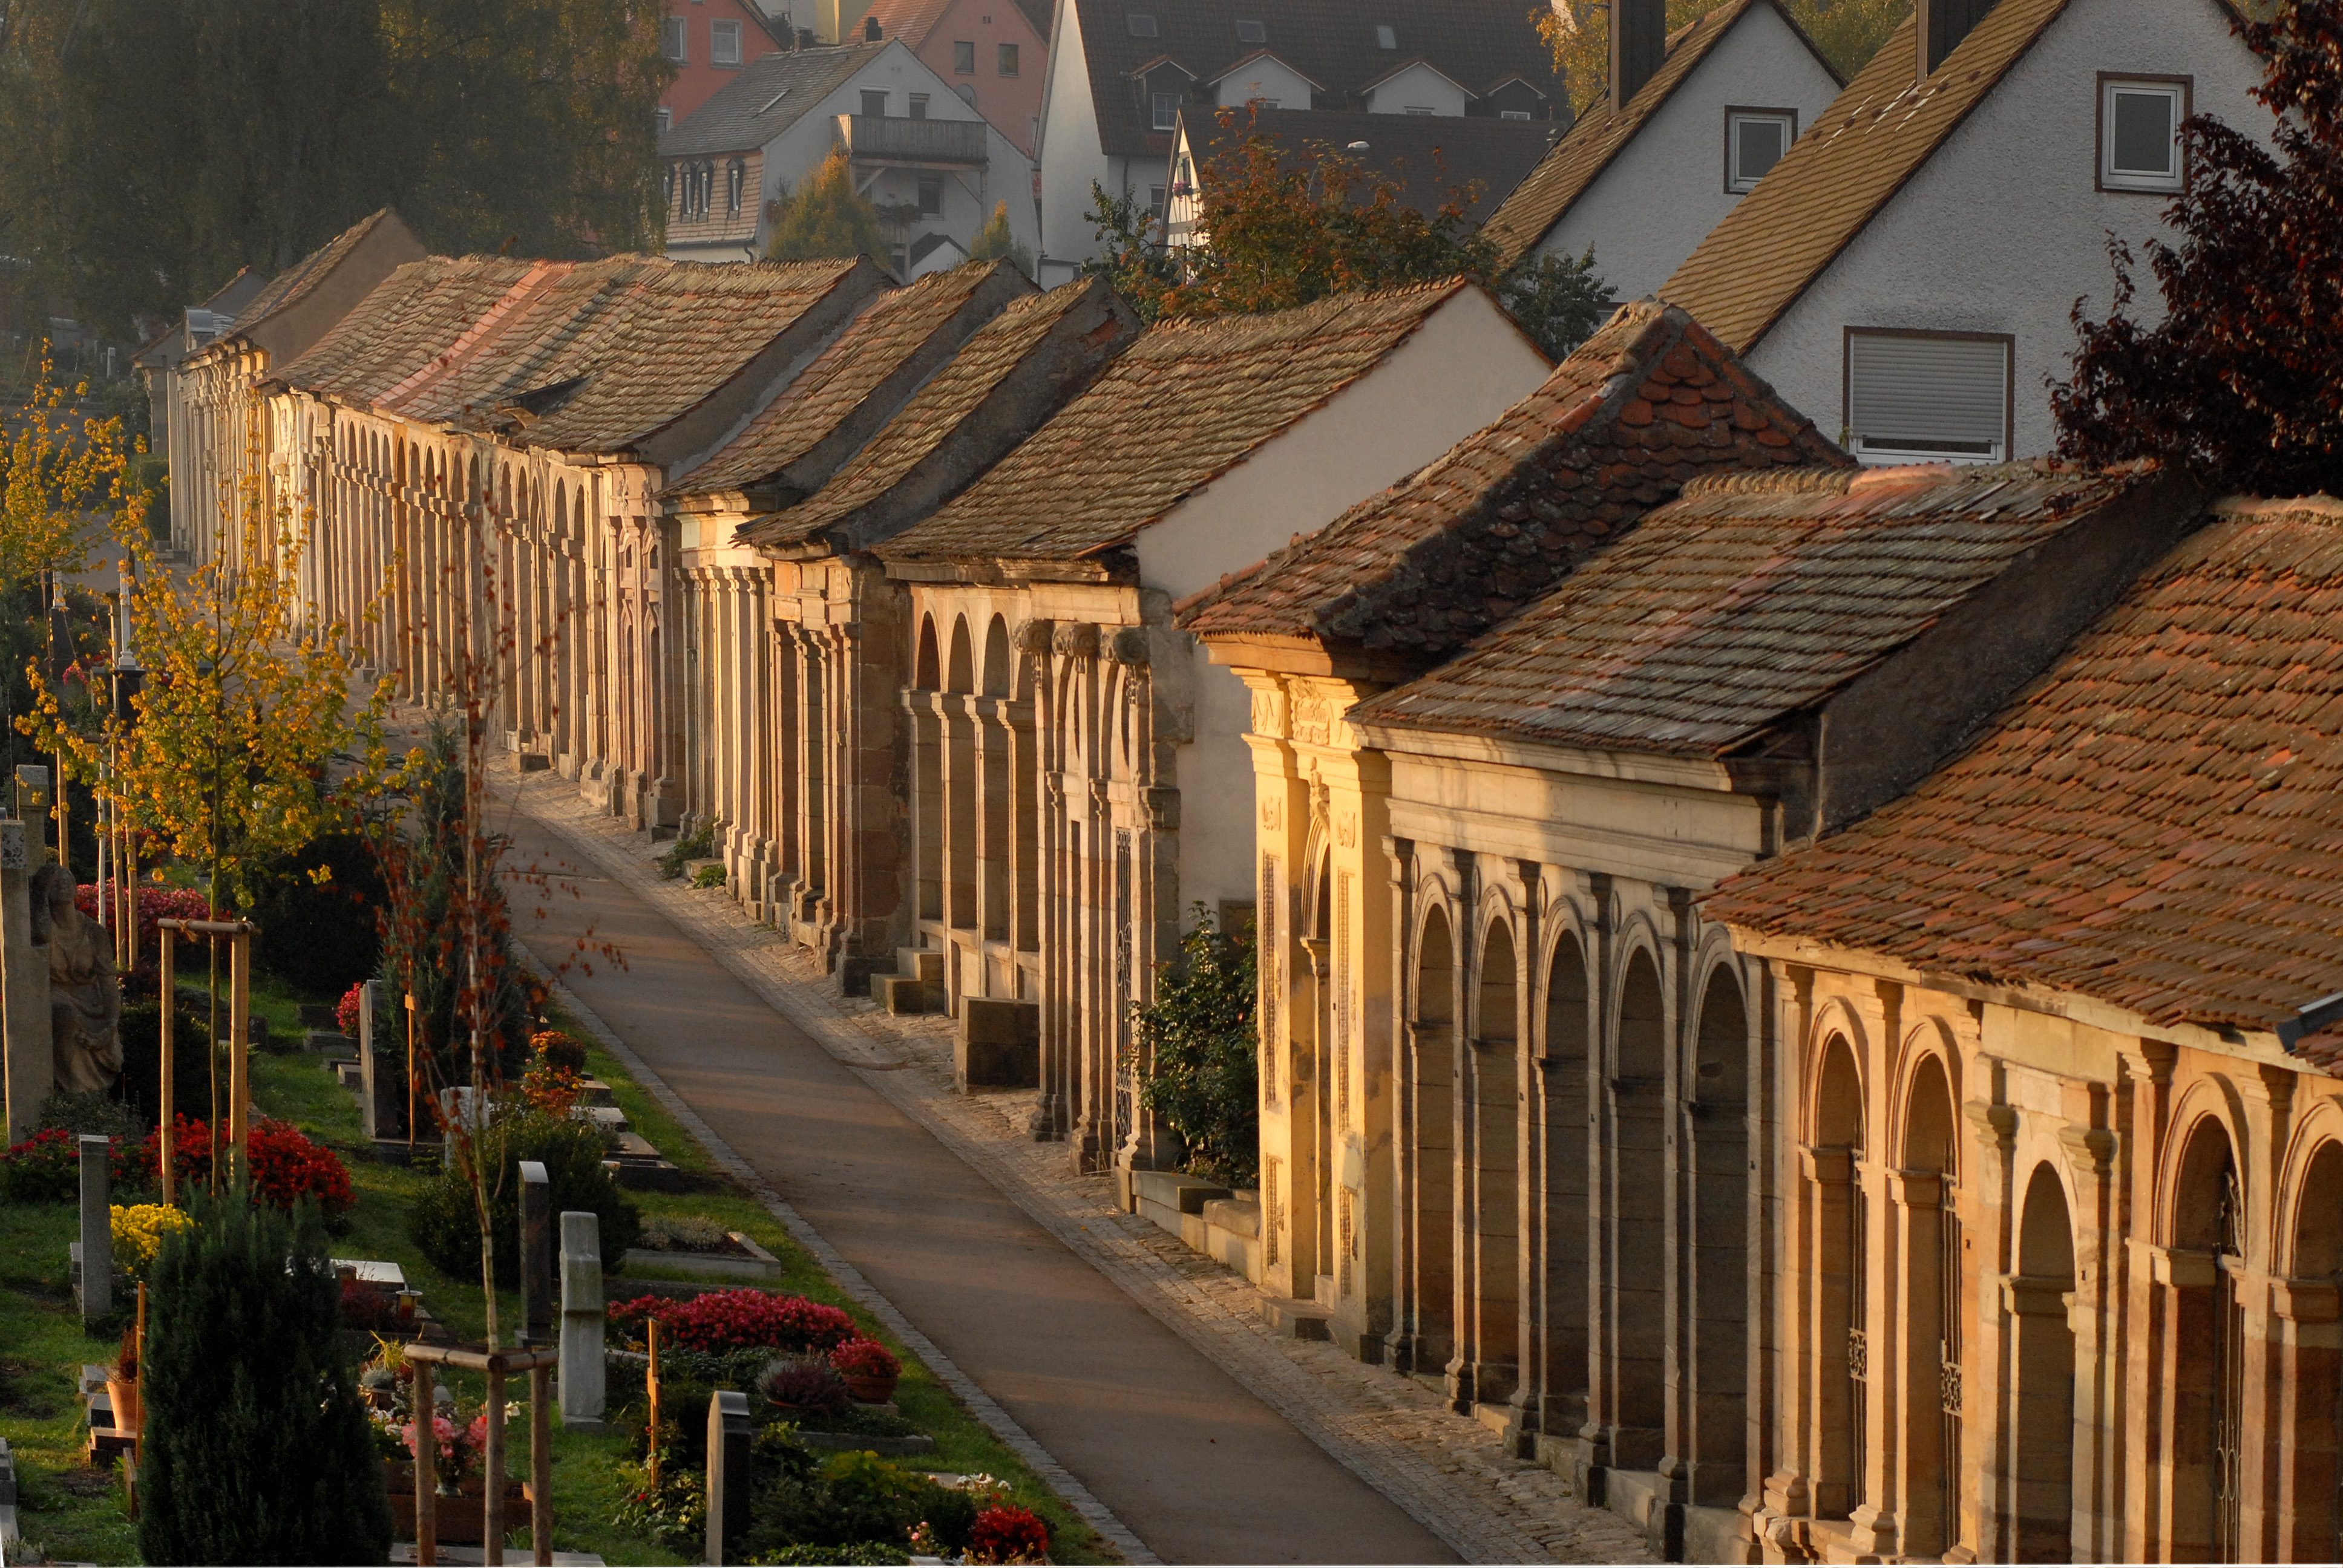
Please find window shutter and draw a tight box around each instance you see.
[1846,333,2007,460]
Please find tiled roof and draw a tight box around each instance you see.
[742,277,1136,552]
[660,42,890,157]
[1661,0,2063,353]
[231,209,398,334]
[677,261,1024,496]
[1070,0,1563,160]
[1703,497,2343,1053]
[279,254,876,456]
[864,0,1052,46]
[1177,299,1846,662]
[1175,106,1561,225]
[1483,0,1826,267]
[878,279,1471,564]
[1351,460,2158,754]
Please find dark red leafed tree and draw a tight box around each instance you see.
[2054,1,2343,495]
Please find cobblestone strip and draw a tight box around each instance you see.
[499,771,1654,1567]
[513,949,1159,1566]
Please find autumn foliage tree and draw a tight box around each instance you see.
[766,151,891,264]
[1539,0,1909,111]
[2054,1,2343,495]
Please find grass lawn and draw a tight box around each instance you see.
[2,972,1113,1565]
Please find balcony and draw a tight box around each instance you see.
[832,114,988,168]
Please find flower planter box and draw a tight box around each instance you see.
[386,1468,528,1546]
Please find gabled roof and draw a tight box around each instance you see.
[1663,0,2065,353]
[1178,299,1845,668]
[1173,106,1560,224]
[231,210,404,333]
[879,279,1475,566]
[1207,47,1325,91]
[1481,0,1837,267]
[863,0,1051,48]
[1350,460,2165,755]
[660,42,891,157]
[741,277,1139,554]
[673,260,1032,497]
[1066,0,1563,158]
[1703,496,2343,1055]
[1356,55,1473,99]
[278,254,882,457]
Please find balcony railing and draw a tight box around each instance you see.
[833,114,988,167]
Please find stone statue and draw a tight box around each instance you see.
[34,864,120,1094]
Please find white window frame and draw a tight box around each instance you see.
[661,15,688,64]
[1152,91,1179,130]
[1500,109,1530,121]
[917,175,945,217]
[710,18,742,65]
[1844,328,2013,465]
[1725,107,1796,194]
[862,90,889,117]
[2099,74,2189,194]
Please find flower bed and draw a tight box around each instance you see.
[608,1288,856,1354]
[146,1116,355,1221]
[0,1127,147,1202]
[110,1202,195,1281]
[73,884,210,955]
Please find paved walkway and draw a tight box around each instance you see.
[494,765,1652,1567]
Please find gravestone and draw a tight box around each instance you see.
[704,1388,753,1566]
[355,978,382,1138]
[1,822,51,1146]
[78,1134,111,1322]
[558,1210,605,1428]
[519,1160,552,1347]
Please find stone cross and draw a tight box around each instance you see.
[557,1210,605,1428]
[1,822,52,1146]
[704,1388,753,1566]
[79,1134,111,1322]
[518,1160,552,1348]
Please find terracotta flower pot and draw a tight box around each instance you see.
[105,1377,141,1435]
[844,1371,899,1403]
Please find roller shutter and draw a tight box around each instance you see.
[1846,332,2008,463]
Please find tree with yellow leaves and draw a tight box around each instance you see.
[1539,0,1911,116]
[0,349,125,593]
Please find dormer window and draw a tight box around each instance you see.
[2099,75,2188,194]
[1375,24,1396,48]
[1236,18,1265,43]
[1127,13,1158,37]
[1726,108,1796,194]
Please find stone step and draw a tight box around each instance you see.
[873,973,943,1015]
[895,947,944,983]
[1260,1294,1333,1341]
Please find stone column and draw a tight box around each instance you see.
[2002,1272,2077,1561]
[2059,1119,2120,1562]
[558,1210,605,1428]
[2271,1276,2341,1562]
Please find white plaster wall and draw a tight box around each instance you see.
[1364,62,1468,117]
[1539,3,1841,302]
[1038,0,1110,271]
[1738,0,2267,458]
[1216,55,1317,111]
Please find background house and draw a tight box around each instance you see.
[1480,0,1842,302]
[1663,0,2268,463]
[862,0,1054,157]
[660,40,1040,273]
[658,0,797,128]
[1035,0,1563,278]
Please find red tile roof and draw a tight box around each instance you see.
[1350,460,2161,754]
[879,279,1474,565]
[1176,299,1846,665]
[1703,497,2343,1056]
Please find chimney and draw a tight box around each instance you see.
[1918,0,1996,78]
[863,12,880,40]
[1608,0,1665,114]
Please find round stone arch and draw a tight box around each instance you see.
[914,613,941,689]
[2276,1092,2343,1276]
[1801,995,1873,1149]
[1890,1016,1965,1184]
[2152,1076,2253,1255]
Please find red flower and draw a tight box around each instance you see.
[967,1504,1050,1565]
[607,1289,858,1354]
[829,1338,899,1379]
[145,1115,355,1220]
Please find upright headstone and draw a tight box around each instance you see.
[78,1134,111,1322]
[519,1160,552,1347]
[703,1389,753,1567]
[557,1210,605,1428]
[0,822,51,1146]
[356,978,379,1139]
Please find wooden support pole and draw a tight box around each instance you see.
[646,1318,663,1488]
[484,1359,507,1567]
[414,1358,438,1567]
[228,928,249,1185]
[531,1364,553,1567]
[405,991,418,1151]
[158,928,174,1204]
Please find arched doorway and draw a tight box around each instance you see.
[2169,1118,2245,1561]
[1682,964,1748,1507]
[1813,1034,1864,1520]
[1409,907,1457,1373]
[945,616,977,944]
[1607,949,1668,1471]
[1541,932,1591,1445]
[1465,917,1519,1407]
[2286,1141,2343,1563]
[1901,1055,1961,1557]
[2011,1162,2076,1563]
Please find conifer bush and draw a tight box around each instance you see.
[138,1183,393,1566]
[407,1107,639,1286]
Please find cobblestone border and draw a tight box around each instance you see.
[499,770,1653,1567]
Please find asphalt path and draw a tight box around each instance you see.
[497,806,1457,1566]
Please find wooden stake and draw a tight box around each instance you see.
[227,929,249,1185]
[414,1359,438,1567]
[157,929,174,1204]
[484,1361,506,1567]
[646,1318,663,1489]
[405,991,418,1152]
[530,1363,553,1567]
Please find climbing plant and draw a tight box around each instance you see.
[1130,904,1258,1189]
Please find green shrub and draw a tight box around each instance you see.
[1130,903,1259,1187]
[138,1182,393,1566]
[248,831,384,996]
[659,822,716,879]
[407,1108,640,1287]
[753,1544,911,1566]
[117,996,214,1130]
[746,1450,948,1557]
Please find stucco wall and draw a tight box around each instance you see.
[1364,62,1469,117]
[1038,0,1107,270]
[1539,3,1841,303]
[1742,0,2266,457]
[912,0,1047,157]
[1216,55,1316,111]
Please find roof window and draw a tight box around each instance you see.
[1236,18,1265,43]
[1375,24,1397,48]
[1127,13,1158,37]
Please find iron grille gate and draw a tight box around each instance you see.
[1940,1208,1963,1549]
[1850,1179,1869,1508]
[2214,1161,2246,1563]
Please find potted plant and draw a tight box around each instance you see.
[106,1327,142,1436]
[758,1356,851,1421]
[830,1337,900,1403]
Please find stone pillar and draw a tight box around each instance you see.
[79,1134,113,1322]
[519,1160,552,1348]
[704,1388,753,1565]
[2002,1272,2077,1562]
[558,1210,605,1428]
[2271,1277,2341,1563]
[1,820,50,1146]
